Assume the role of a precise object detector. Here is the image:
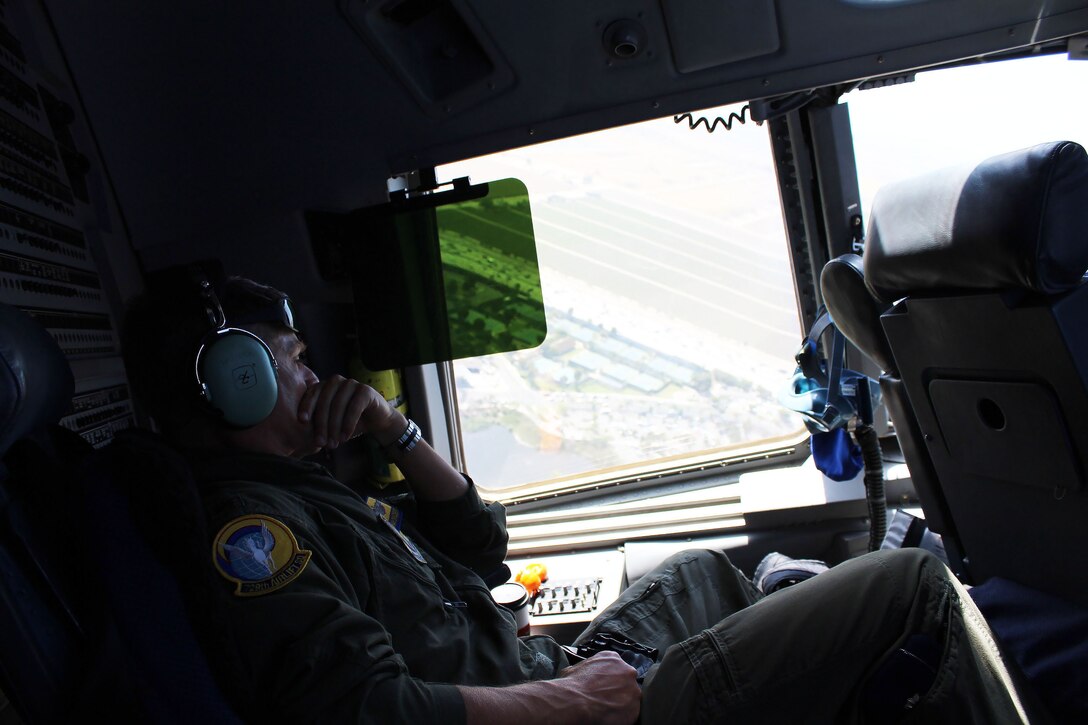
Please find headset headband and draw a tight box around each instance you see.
[230,295,298,333]
[196,276,227,330]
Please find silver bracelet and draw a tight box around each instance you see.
[388,418,422,458]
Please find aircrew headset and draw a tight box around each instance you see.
[192,272,283,428]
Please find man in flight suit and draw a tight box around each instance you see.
[121,272,1042,724]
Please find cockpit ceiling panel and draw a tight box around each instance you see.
[38,0,1088,246]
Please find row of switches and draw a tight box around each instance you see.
[532,578,602,616]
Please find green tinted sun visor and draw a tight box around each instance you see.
[307,177,546,370]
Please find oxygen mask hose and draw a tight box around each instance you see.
[853,424,886,551]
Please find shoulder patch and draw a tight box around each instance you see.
[212,515,312,597]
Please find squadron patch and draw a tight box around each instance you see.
[213,515,312,597]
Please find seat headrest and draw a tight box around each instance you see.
[0,302,75,454]
[820,254,896,373]
[864,140,1088,304]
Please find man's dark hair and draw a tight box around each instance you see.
[121,268,289,439]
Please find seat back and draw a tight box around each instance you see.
[821,254,968,577]
[0,301,244,722]
[0,301,102,721]
[827,140,1088,607]
[82,428,249,724]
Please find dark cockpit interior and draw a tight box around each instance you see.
[2,0,1088,722]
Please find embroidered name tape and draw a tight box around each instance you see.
[213,515,312,597]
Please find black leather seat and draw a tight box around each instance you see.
[0,301,102,721]
[0,301,244,723]
[822,140,1088,609]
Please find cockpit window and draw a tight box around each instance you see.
[849,53,1088,219]
[439,104,804,494]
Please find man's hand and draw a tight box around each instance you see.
[553,651,642,723]
[297,375,405,451]
[295,374,467,500]
[460,651,641,725]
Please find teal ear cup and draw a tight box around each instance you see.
[196,328,279,428]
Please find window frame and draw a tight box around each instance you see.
[418,112,833,504]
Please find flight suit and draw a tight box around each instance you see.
[192,449,1045,724]
[579,548,1046,724]
[191,450,568,724]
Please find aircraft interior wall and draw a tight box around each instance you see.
[0,0,139,450]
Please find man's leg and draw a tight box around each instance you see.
[575,549,763,655]
[640,548,1040,724]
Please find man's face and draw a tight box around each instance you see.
[254,327,320,456]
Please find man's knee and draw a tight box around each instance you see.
[865,546,946,575]
[629,548,743,594]
[655,547,736,572]
[833,547,950,592]
[861,547,955,608]
[733,547,951,650]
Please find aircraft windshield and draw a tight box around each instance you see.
[849,53,1088,220]
[440,104,802,491]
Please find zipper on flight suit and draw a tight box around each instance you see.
[602,578,661,622]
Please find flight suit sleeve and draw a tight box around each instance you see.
[412,476,510,578]
[213,514,468,724]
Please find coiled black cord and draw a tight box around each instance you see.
[853,424,887,552]
[673,104,754,133]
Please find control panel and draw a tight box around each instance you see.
[504,549,625,640]
[532,578,602,617]
[0,1,134,447]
